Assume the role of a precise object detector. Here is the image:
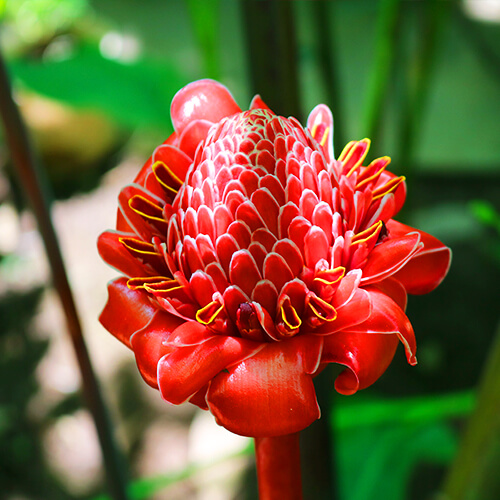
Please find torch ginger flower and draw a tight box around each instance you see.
[98,79,451,438]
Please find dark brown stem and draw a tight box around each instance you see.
[0,51,129,499]
[241,0,302,120]
[254,433,303,500]
[311,0,345,155]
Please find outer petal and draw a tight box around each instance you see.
[361,232,422,285]
[170,79,241,134]
[350,287,417,365]
[250,94,272,111]
[377,170,406,216]
[130,311,184,388]
[315,287,372,335]
[177,119,214,158]
[387,220,451,294]
[322,331,399,395]
[99,277,156,348]
[117,183,165,241]
[206,335,323,437]
[152,144,193,182]
[371,276,408,311]
[98,230,156,277]
[157,323,263,405]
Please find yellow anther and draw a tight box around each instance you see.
[351,220,383,246]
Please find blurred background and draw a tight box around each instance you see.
[0,0,499,499]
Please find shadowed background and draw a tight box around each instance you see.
[0,1,499,499]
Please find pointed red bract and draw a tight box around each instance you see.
[99,80,451,437]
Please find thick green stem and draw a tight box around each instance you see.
[0,51,129,499]
[255,433,303,500]
[442,324,500,499]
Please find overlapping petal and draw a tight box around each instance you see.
[157,324,263,405]
[322,331,399,395]
[387,220,452,294]
[130,311,183,388]
[100,277,157,347]
[207,335,323,437]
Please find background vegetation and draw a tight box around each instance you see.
[0,1,499,499]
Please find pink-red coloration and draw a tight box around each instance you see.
[98,79,451,437]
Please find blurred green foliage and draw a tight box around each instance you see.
[0,0,499,499]
[9,42,184,131]
[0,287,80,499]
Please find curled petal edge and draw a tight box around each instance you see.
[322,331,400,395]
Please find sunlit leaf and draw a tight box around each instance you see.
[8,42,187,131]
[333,392,474,500]
[334,391,475,430]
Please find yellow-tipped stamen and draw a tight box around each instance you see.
[338,140,357,162]
[372,176,405,201]
[126,276,172,290]
[152,161,183,194]
[119,237,160,255]
[351,220,383,246]
[196,299,225,325]
[310,122,319,139]
[320,126,330,147]
[355,156,391,190]
[308,295,337,322]
[280,300,302,331]
[345,139,371,178]
[313,266,346,286]
[129,195,166,223]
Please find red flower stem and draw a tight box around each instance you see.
[0,51,129,500]
[254,433,303,500]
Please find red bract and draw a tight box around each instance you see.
[98,79,451,437]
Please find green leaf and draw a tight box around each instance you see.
[469,200,500,234]
[333,392,475,500]
[8,42,187,131]
[337,421,457,500]
[333,391,475,430]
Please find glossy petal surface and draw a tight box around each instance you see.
[207,336,322,437]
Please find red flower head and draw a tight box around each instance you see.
[98,79,451,437]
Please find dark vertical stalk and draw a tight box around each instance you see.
[395,0,449,217]
[0,51,129,500]
[362,0,401,146]
[397,0,449,172]
[311,0,345,154]
[300,365,338,500]
[241,0,301,120]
